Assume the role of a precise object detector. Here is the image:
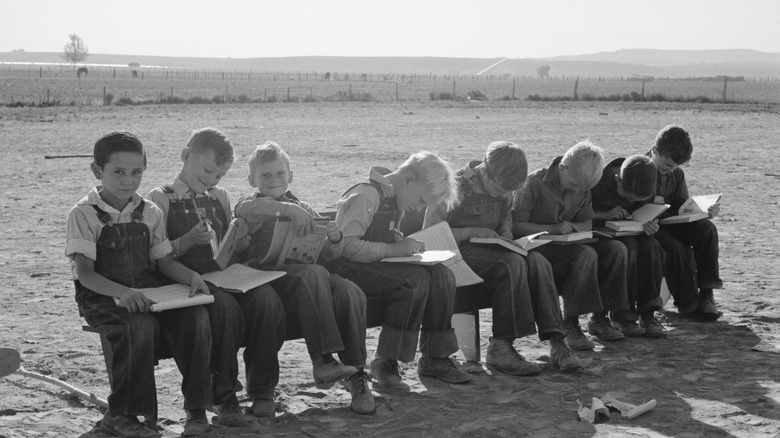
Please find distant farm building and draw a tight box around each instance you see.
[128,62,140,78]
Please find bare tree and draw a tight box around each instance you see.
[537,64,551,80]
[62,34,89,66]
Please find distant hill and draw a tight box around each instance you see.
[1,49,778,78]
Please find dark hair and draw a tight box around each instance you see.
[93,131,146,169]
[620,155,657,198]
[654,124,692,164]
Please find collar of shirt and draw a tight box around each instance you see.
[541,156,565,191]
[368,166,395,198]
[172,174,215,199]
[80,185,143,215]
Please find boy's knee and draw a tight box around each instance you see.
[427,264,456,290]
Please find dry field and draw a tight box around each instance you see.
[2,66,780,105]
[1,100,779,437]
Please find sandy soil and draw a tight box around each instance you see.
[1,101,779,437]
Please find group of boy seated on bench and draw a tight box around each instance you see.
[65,124,722,437]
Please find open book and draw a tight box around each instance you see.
[469,232,550,256]
[659,194,721,225]
[113,264,285,312]
[381,221,483,287]
[604,203,670,233]
[380,250,456,265]
[211,219,240,270]
[537,231,596,245]
[255,218,329,267]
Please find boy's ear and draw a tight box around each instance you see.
[90,162,102,180]
[288,170,294,184]
[247,173,257,188]
[181,148,190,163]
[402,172,416,185]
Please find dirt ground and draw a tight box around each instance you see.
[1,101,779,438]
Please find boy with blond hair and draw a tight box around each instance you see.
[512,141,630,350]
[329,151,472,390]
[148,128,284,424]
[233,141,373,414]
[67,131,212,437]
[592,155,667,337]
[647,124,723,320]
[425,141,582,373]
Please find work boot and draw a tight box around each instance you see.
[641,312,666,338]
[417,356,472,384]
[698,290,722,321]
[213,395,252,427]
[564,317,595,350]
[486,337,541,376]
[587,313,626,341]
[100,411,161,438]
[612,319,646,337]
[313,354,358,389]
[183,409,210,436]
[344,370,376,415]
[549,336,584,372]
[250,397,275,418]
[369,358,410,391]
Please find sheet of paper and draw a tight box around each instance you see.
[381,250,456,265]
[203,263,285,293]
[407,221,483,287]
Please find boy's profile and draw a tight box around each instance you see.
[647,124,723,320]
[512,140,630,350]
[147,128,284,424]
[329,151,472,390]
[65,131,212,437]
[425,141,583,373]
[234,141,373,414]
[592,154,667,337]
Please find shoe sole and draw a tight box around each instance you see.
[314,369,358,389]
[588,330,625,341]
[486,362,541,376]
[417,371,472,384]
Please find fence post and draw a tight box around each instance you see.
[287,87,290,101]
[113,69,116,79]
[103,87,106,106]
[573,78,579,100]
[39,67,42,79]
[349,84,352,99]
[722,77,728,103]
[452,81,456,97]
[641,79,646,100]
[396,82,399,102]
[264,88,267,101]
[512,79,516,100]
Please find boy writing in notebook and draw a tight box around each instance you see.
[647,124,723,320]
[233,141,373,414]
[147,128,285,423]
[328,151,472,390]
[591,154,666,337]
[66,131,212,437]
[512,140,630,350]
[424,141,583,373]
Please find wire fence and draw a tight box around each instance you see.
[2,64,779,106]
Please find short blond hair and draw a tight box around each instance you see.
[397,151,459,210]
[561,140,604,189]
[248,141,291,175]
[185,127,234,166]
[484,141,527,190]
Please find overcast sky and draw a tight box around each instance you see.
[2,0,778,59]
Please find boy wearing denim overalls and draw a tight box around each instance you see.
[425,141,583,373]
[328,151,472,391]
[512,141,630,350]
[66,132,212,437]
[147,128,285,422]
[646,125,723,320]
[592,155,667,337]
[233,141,373,415]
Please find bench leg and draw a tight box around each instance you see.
[660,277,671,309]
[452,312,480,363]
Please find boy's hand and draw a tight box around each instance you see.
[326,221,343,243]
[398,237,425,255]
[468,227,500,239]
[642,219,660,236]
[551,221,576,235]
[283,204,316,237]
[606,206,631,220]
[118,289,155,313]
[188,273,210,297]
[186,221,215,246]
[708,203,720,218]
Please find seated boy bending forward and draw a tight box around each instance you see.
[328,151,472,390]
[425,141,582,373]
[234,141,374,414]
[512,140,630,350]
[66,132,212,437]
